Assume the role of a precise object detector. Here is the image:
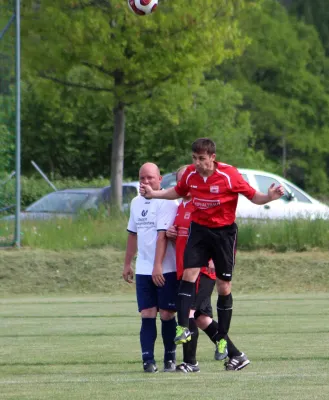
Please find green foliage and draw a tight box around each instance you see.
[21,80,113,178]
[1,214,329,252]
[285,0,329,56]
[124,79,271,175]
[215,0,329,193]
[20,0,249,185]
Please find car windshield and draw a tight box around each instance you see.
[161,173,177,189]
[26,192,91,213]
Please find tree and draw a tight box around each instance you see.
[282,0,329,56]
[21,0,248,206]
[124,79,269,176]
[213,0,329,193]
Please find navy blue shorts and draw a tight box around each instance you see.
[136,272,178,312]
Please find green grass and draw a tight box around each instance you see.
[1,294,329,400]
[1,215,329,252]
[1,248,329,295]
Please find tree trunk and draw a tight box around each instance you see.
[110,102,125,208]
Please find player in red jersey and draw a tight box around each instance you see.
[140,138,284,370]
[167,165,249,372]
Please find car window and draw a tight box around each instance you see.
[284,183,312,204]
[254,174,290,200]
[161,173,177,189]
[26,192,90,213]
[123,186,138,203]
[102,186,138,204]
[254,175,281,193]
[241,174,249,183]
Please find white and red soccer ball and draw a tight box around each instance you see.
[128,0,158,16]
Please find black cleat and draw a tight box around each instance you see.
[176,362,200,373]
[224,353,250,371]
[163,360,176,372]
[143,362,158,373]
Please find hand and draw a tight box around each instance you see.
[268,183,285,201]
[122,265,134,283]
[152,264,165,287]
[166,225,177,241]
[139,183,154,199]
[207,259,215,274]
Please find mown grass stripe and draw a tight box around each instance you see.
[1,330,329,338]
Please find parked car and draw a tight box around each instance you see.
[161,168,329,220]
[1,182,139,221]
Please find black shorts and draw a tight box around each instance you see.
[192,274,216,318]
[184,221,238,281]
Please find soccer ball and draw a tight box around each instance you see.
[128,0,158,16]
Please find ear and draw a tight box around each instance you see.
[159,175,163,182]
[211,153,216,161]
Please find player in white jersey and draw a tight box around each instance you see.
[123,162,179,373]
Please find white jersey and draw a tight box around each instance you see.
[127,195,178,275]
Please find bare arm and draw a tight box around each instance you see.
[251,183,285,205]
[152,231,168,287]
[139,184,180,200]
[123,233,137,283]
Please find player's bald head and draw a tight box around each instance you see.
[139,162,161,177]
[139,163,162,190]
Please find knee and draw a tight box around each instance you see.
[141,307,157,318]
[159,309,176,321]
[182,268,200,282]
[216,279,231,295]
[195,313,212,330]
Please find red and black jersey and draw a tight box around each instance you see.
[174,162,256,228]
[174,200,216,281]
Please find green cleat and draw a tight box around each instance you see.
[215,338,228,360]
[174,325,191,345]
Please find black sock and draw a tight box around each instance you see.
[177,280,195,327]
[227,336,241,358]
[183,318,199,365]
[203,319,241,357]
[217,293,233,341]
[203,320,219,344]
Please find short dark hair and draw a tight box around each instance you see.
[191,138,216,155]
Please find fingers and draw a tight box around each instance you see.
[152,274,166,287]
[122,270,134,283]
[166,226,177,240]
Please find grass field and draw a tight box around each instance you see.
[1,293,329,400]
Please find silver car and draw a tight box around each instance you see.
[1,182,139,221]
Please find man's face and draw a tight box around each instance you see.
[139,166,162,190]
[192,152,216,175]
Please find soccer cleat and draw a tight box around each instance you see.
[163,360,176,372]
[143,361,158,373]
[176,362,200,373]
[214,345,222,361]
[215,338,228,360]
[174,325,191,345]
[224,353,250,371]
